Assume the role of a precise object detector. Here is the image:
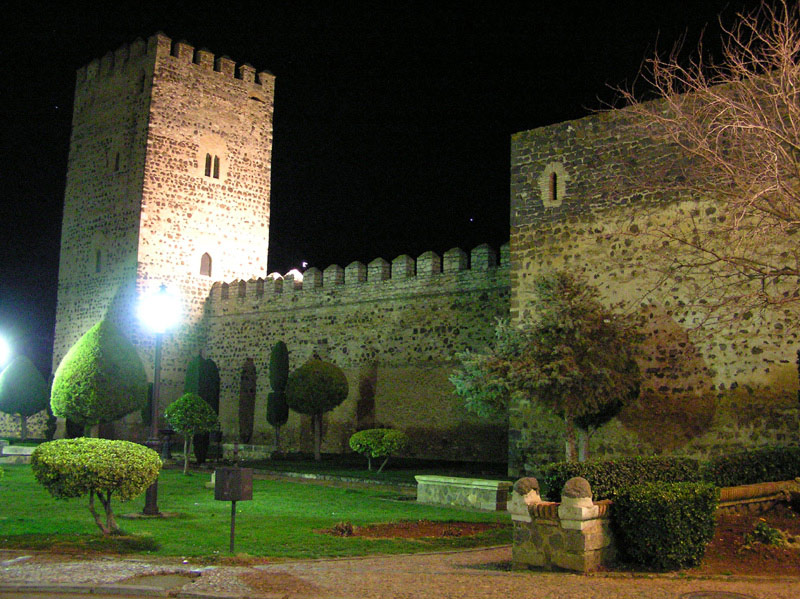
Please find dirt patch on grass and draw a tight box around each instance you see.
[689,503,800,576]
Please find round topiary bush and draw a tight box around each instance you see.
[286,359,348,461]
[349,428,409,473]
[164,392,219,474]
[31,438,161,535]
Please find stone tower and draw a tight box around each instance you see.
[53,33,274,411]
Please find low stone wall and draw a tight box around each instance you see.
[0,444,35,465]
[509,477,614,572]
[415,475,512,511]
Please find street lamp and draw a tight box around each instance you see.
[138,283,181,516]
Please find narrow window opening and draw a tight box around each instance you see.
[549,172,558,204]
[213,155,220,179]
[200,252,212,277]
[138,72,146,94]
[95,250,102,273]
[114,152,120,172]
[204,154,212,177]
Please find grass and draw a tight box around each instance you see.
[0,464,510,559]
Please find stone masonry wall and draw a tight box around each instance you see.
[509,107,800,475]
[53,34,275,436]
[203,244,510,462]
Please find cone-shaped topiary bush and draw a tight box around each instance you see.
[51,319,147,432]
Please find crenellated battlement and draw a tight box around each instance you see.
[207,243,509,313]
[75,32,274,88]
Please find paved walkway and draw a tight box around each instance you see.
[2,546,799,599]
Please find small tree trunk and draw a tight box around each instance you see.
[367,456,372,471]
[184,437,190,475]
[313,413,322,461]
[88,492,112,535]
[376,456,390,474]
[578,430,590,463]
[564,415,578,462]
[275,425,282,454]
[98,490,119,534]
[19,414,27,442]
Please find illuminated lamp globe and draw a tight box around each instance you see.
[138,284,181,333]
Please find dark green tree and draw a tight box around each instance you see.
[51,319,147,434]
[0,356,49,441]
[450,271,641,462]
[267,341,290,453]
[164,392,219,474]
[183,354,220,463]
[286,359,348,461]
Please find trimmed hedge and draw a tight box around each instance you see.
[538,456,703,501]
[613,482,718,570]
[703,446,800,487]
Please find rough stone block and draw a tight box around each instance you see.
[416,251,441,276]
[443,247,468,272]
[367,258,390,281]
[323,264,344,286]
[392,255,415,278]
[345,261,366,284]
[471,244,497,270]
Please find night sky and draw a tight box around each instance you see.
[0,0,766,374]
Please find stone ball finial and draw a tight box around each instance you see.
[561,476,592,499]
[513,477,540,496]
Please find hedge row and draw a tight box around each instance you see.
[613,482,719,570]
[537,446,800,501]
[538,456,704,501]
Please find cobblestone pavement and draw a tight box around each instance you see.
[2,546,799,599]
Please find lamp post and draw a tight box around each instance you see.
[138,283,181,516]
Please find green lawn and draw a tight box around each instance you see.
[0,465,510,559]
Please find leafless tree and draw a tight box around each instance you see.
[619,0,800,325]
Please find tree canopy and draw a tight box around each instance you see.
[165,392,219,474]
[286,358,348,460]
[450,271,641,461]
[50,319,147,430]
[0,355,49,440]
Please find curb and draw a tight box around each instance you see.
[0,582,253,599]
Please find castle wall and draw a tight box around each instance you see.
[203,245,510,462]
[53,37,156,371]
[53,34,275,434]
[509,108,800,475]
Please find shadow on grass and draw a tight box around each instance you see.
[1,533,160,554]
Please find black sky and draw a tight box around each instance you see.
[0,0,766,374]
